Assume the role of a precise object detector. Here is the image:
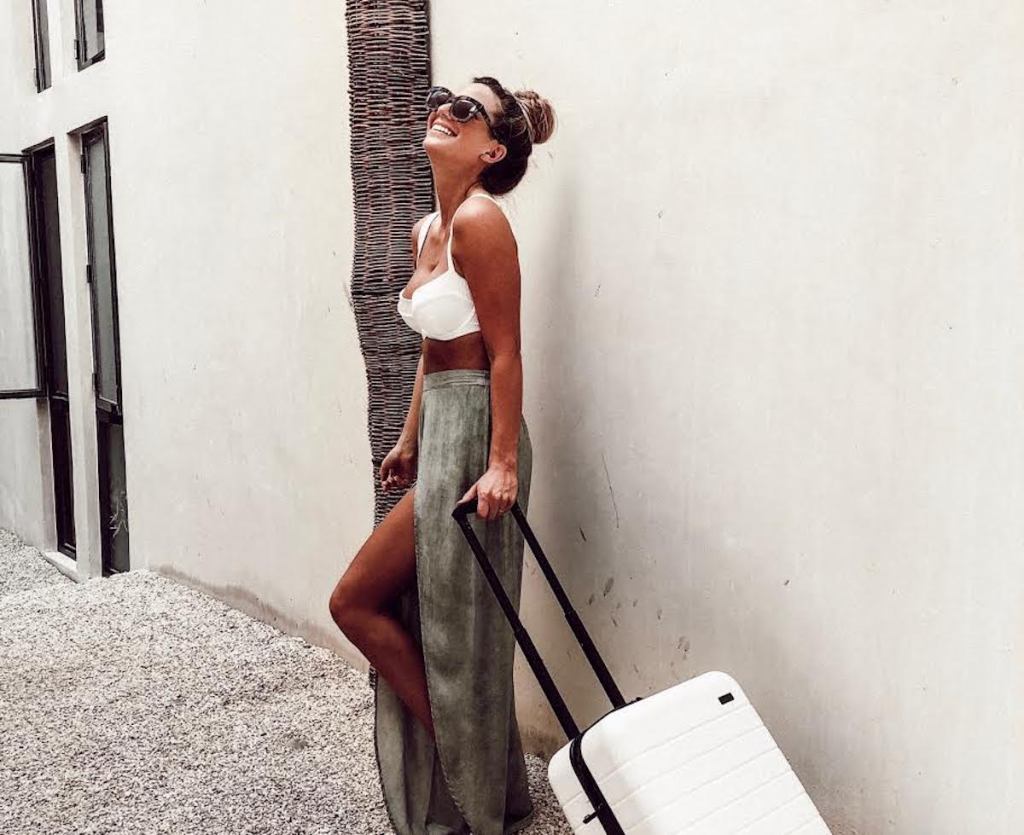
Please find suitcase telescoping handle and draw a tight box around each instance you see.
[452,498,626,740]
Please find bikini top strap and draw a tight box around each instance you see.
[416,210,440,262]
[447,210,456,268]
[470,191,502,206]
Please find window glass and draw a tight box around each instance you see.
[32,0,51,89]
[79,0,105,64]
[0,161,39,391]
[84,135,117,403]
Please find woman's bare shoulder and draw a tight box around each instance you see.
[451,198,516,252]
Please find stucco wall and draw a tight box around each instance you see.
[428,2,1023,832]
[2,2,1022,832]
[0,1,371,657]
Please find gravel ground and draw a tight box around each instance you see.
[0,528,571,835]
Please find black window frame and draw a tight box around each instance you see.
[71,115,130,574]
[30,0,52,91]
[75,116,123,418]
[24,137,77,558]
[73,0,105,71]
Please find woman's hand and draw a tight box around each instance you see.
[458,463,517,521]
[380,438,418,492]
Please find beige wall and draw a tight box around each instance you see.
[2,2,1022,832]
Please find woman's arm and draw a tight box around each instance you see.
[452,199,524,516]
[485,351,522,469]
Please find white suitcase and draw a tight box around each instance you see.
[453,499,832,835]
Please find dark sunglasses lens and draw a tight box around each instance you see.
[426,88,452,109]
[450,98,478,122]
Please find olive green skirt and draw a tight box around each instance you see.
[373,368,535,835]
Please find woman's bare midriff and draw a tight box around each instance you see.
[422,333,489,375]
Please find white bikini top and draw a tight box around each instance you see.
[397,191,503,341]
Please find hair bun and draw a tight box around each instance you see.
[513,89,556,145]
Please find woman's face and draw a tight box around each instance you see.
[423,83,505,164]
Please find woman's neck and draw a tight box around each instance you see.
[433,170,484,228]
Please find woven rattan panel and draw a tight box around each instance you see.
[346,0,434,529]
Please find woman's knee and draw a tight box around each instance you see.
[328,578,368,638]
[329,494,416,636]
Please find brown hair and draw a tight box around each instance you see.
[472,76,556,196]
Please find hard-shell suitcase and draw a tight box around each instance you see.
[452,498,831,835]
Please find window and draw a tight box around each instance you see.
[74,0,105,69]
[30,142,76,555]
[0,153,45,398]
[0,142,75,556]
[78,120,129,573]
[30,0,51,91]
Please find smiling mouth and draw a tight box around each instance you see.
[429,120,458,137]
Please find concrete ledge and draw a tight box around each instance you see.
[41,551,79,582]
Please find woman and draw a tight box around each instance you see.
[329,76,556,834]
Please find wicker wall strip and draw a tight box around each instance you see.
[346,3,434,688]
[345,0,434,533]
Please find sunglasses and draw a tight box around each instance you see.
[425,86,499,134]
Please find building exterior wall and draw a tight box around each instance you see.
[0,1,369,654]
[2,3,1022,832]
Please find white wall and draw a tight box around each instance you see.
[429,1,1023,832]
[0,1,370,655]
[2,2,1022,832]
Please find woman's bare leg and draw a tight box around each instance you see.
[328,487,435,739]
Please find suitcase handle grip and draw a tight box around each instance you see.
[452,497,626,741]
